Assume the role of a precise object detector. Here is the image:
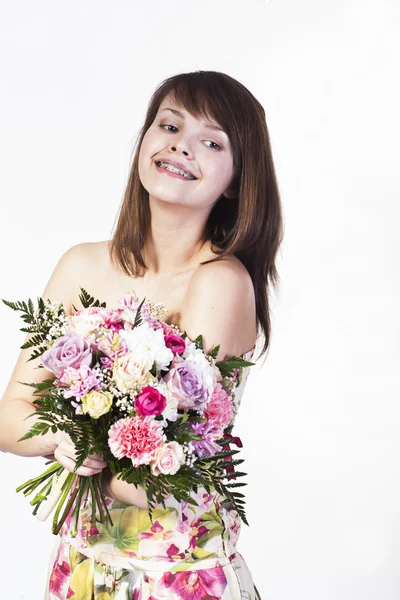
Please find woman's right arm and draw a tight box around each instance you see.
[0,244,105,476]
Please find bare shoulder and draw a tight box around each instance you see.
[50,240,109,309]
[180,255,257,360]
[0,241,109,406]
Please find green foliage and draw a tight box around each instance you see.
[2,294,68,361]
[182,331,204,351]
[20,378,56,394]
[78,287,107,308]
[133,296,146,327]
[215,357,256,378]
[1,298,36,320]
[209,344,220,360]
[18,421,51,441]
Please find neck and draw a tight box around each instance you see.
[143,196,213,276]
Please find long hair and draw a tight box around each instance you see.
[109,70,284,362]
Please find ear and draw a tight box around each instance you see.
[220,186,238,200]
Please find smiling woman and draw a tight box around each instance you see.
[1,69,283,600]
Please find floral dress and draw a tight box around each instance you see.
[45,346,260,600]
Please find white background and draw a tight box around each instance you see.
[1,1,399,598]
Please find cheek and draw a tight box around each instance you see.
[207,157,234,189]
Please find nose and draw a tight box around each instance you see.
[171,147,188,156]
[169,141,190,158]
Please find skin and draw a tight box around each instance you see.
[0,93,256,510]
[136,92,237,277]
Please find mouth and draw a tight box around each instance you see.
[155,160,198,181]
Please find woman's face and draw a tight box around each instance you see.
[138,94,235,210]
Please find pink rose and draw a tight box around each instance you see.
[41,332,93,377]
[108,415,165,466]
[135,386,167,416]
[204,383,233,429]
[150,441,185,476]
[164,334,186,355]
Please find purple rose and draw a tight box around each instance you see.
[164,360,208,410]
[41,332,93,377]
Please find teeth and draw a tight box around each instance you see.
[157,161,195,179]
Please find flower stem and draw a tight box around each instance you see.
[71,478,89,537]
[16,462,62,494]
[92,476,105,522]
[52,477,80,536]
[51,473,75,533]
[30,479,53,506]
[96,472,114,527]
[87,477,97,527]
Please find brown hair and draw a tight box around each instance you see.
[109,70,284,362]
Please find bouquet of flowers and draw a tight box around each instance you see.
[2,288,255,535]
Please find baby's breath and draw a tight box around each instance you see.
[144,298,169,321]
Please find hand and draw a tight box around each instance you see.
[54,430,107,476]
[102,469,149,509]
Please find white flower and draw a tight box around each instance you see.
[67,311,104,339]
[154,381,179,423]
[113,352,155,393]
[118,322,173,374]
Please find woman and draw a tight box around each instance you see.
[0,70,283,599]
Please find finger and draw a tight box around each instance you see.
[87,453,106,462]
[82,457,107,470]
[83,456,107,469]
[74,464,105,477]
[54,451,79,474]
[57,445,78,463]
[55,452,104,477]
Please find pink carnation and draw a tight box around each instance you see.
[204,383,233,429]
[100,308,124,332]
[108,416,165,466]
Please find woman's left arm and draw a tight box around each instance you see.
[101,467,149,509]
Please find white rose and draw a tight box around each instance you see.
[149,441,185,476]
[113,351,154,393]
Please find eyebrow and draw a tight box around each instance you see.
[160,107,227,134]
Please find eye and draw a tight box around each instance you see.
[159,124,222,150]
[204,140,221,150]
[160,124,178,133]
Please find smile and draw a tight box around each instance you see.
[155,161,197,181]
